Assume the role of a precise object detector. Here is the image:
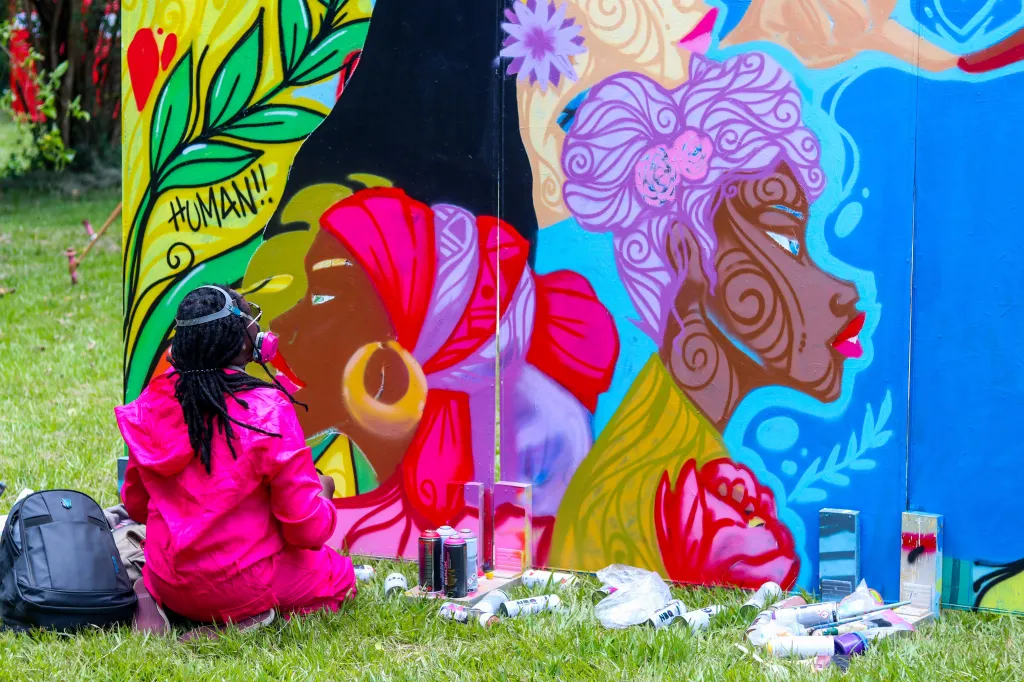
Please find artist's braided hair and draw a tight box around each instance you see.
[170,286,304,473]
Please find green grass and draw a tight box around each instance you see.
[1,188,1023,681]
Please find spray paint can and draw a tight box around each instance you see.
[592,585,618,603]
[499,594,562,618]
[766,636,836,658]
[646,600,687,629]
[746,620,808,647]
[438,603,471,623]
[437,525,457,542]
[741,582,782,617]
[679,605,724,633]
[418,530,444,592]
[771,595,808,610]
[459,529,479,593]
[523,570,577,590]
[384,573,408,597]
[771,601,838,628]
[443,535,468,598]
[834,632,869,656]
[475,589,511,614]
[353,564,376,582]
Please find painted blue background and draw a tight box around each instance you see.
[535,0,1024,600]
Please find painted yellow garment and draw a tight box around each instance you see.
[549,353,728,574]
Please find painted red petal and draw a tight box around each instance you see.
[320,188,436,350]
[127,28,159,111]
[161,33,177,71]
[400,390,475,526]
[527,270,619,411]
[655,460,705,582]
[959,27,1024,74]
[422,215,529,374]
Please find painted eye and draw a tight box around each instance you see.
[767,231,800,257]
[312,294,335,306]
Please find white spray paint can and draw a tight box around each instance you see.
[523,570,577,589]
[766,636,836,658]
[353,564,376,581]
[384,572,408,597]
[475,589,511,614]
[459,529,479,593]
[499,594,562,618]
[679,605,724,633]
[646,599,686,629]
[741,582,782,617]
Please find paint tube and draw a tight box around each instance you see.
[384,573,408,597]
[766,636,836,658]
[679,605,724,633]
[645,600,686,629]
[522,570,577,589]
[740,582,782,617]
[499,594,562,618]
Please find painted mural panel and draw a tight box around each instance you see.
[122,0,1024,606]
[505,0,1024,602]
[908,8,1024,612]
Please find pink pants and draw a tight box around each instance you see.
[146,547,356,623]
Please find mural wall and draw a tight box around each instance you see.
[122,0,1024,610]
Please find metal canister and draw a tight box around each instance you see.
[437,525,457,542]
[475,589,511,614]
[679,605,723,633]
[771,602,838,628]
[740,581,782,617]
[646,599,686,629]
[766,636,836,658]
[353,564,375,581]
[499,594,562,618]
[459,528,479,593]
[418,530,443,592]
[438,602,470,623]
[384,572,408,597]
[443,535,468,598]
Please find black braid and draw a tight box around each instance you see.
[170,286,303,473]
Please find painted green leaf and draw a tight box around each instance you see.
[207,13,264,129]
[290,20,369,86]
[150,51,194,175]
[279,0,312,73]
[157,141,262,192]
[220,105,324,143]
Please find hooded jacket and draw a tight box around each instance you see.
[115,369,337,585]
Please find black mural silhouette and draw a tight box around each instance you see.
[264,0,538,255]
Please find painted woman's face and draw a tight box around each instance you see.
[683,164,861,402]
[271,230,418,481]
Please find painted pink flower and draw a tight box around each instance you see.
[669,129,713,182]
[654,458,799,589]
[500,0,586,92]
[635,145,680,207]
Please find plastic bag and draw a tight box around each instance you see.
[594,564,673,629]
[837,579,884,619]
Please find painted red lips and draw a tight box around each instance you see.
[831,312,865,359]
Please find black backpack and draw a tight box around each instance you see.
[0,490,137,631]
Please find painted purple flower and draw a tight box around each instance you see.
[501,0,586,92]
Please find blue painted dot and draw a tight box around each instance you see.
[801,448,809,458]
[924,6,933,17]
[862,187,870,199]
[781,460,798,476]
[834,202,863,238]
[755,417,800,452]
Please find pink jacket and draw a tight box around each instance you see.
[115,370,337,586]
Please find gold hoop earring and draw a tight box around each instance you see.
[342,341,427,437]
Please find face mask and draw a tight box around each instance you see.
[253,331,278,364]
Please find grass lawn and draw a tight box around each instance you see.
[1,188,1023,681]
